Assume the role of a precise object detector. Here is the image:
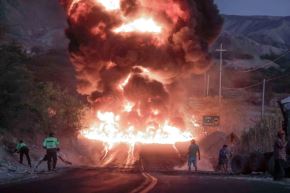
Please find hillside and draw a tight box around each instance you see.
[0,0,67,52]
[0,0,76,90]
[0,1,289,93]
[223,15,290,49]
[212,15,290,70]
[1,1,290,71]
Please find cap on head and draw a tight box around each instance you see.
[223,145,228,148]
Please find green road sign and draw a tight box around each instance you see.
[203,115,220,126]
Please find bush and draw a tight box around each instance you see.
[0,44,86,136]
[239,116,281,153]
[29,82,86,136]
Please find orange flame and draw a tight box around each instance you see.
[95,0,121,11]
[81,111,196,149]
[123,101,134,112]
[118,73,132,91]
[114,18,162,33]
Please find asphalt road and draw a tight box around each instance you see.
[0,168,143,193]
[0,168,290,193]
[151,172,290,193]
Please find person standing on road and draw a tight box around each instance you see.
[35,148,72,169]
[273,130,288,181]
[218,145,231,173]
[43,132,60,171]
[15,140,32,167]
[188,139,200,172]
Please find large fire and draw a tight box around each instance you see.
[95,0,121,11]
[61,0,222,152]
[81,111,197,149]
[114,18,162,33]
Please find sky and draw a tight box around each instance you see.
[214,0,290,16]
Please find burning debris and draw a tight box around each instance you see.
[61,0,223,148]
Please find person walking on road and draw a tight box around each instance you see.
[218,145,231,173]
[188,139,200,172]
[15,140,32,167]
[43,132,60,171]
[273,130,288,181]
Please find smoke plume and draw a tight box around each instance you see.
[61,0,222,134]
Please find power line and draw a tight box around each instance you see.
[266,72,290,82]
[223,82,263,90]
[237,50,290,73]
[222,71,290,90]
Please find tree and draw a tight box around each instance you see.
[0,43,86,136]
[30,82,85,136]
[0,44,34,131]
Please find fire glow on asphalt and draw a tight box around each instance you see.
[61,0,222,151]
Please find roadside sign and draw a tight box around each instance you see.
[203,115,220,126]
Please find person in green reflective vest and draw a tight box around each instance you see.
[42,132,60,171]
[15,140,32,167]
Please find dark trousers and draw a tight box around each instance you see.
[19,147,31,167]
[274,159,285,180]
[47,148,57,171]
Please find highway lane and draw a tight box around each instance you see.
[150,171,290,193]
[1,168,290,193]
[0,168,144,193]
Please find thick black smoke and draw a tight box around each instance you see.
[61,0,222,128]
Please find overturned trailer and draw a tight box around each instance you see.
[231,96,290,176]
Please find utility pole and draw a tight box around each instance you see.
[206,74,210,97]
[261,79,266,120]
[204,73,207,96]
[216,44,227,104]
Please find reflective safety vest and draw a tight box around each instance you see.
[16,142,27,151]
[43,137,59,149]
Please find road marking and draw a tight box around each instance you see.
[130,158,158,193]
[140,157,145,171]
[130,172,158,193]
[139,172,158,193]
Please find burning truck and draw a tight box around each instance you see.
[60,0,223,167]
[60,1,222,146]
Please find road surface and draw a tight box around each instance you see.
[0,168,289,193]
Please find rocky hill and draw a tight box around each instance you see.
[223,15,290,49]
[0,0,75,90]
[212,15,290,70]
[1,1,290,69]
[0,0,67,53]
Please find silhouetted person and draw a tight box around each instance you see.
[15,140,31,167]
[35,148,72,169]
[273,130,287,181]
[188,139,200,172]
[218,145,231,173]
[43,132,59,171]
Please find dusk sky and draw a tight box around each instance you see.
[214,0,290,16]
